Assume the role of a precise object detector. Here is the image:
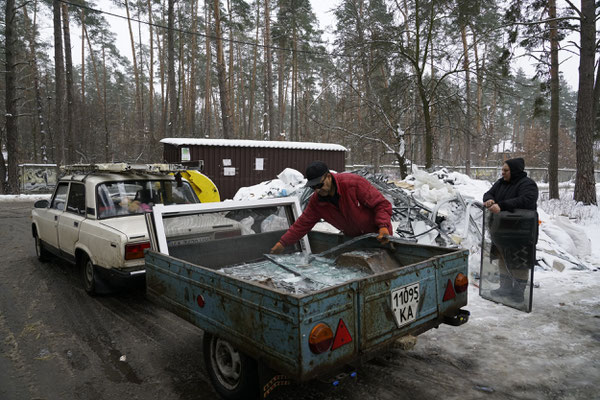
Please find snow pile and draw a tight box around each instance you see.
[233,168,307,201]
[410,167,457,206]
[0,194,50,202]
[405,168,599,272]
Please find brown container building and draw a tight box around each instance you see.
[161,138,347,200]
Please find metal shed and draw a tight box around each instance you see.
[161,138,347,200]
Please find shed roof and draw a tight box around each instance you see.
[160,138,347,152]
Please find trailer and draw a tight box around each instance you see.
[144,198,469,399]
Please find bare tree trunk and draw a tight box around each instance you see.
[548,0,560,199]
[23,2,49,164]
[204,1,212,137]
[188,0,198,137]
[125,0,143,132]
[81,9,86,157]
[53,0,65,165]
[147,0,155,147]
[237,44,247,137]
[62,3,75,164]
[277,48,285,138]
[290,27,298,141]
[227,0,237,137]
[156,15,167,139]
[84,26,108,160]
[213,0,233,138]
[247,0,260,139]
[264,0,275,139]
[461,25,471,176]
[4,0,19,192]
[178,5,185,136]
[167,0,177,137]
[472,30,484,164]
[573,0,597,205]
[101,37,110,161]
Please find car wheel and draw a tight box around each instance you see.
[34,232,50,262]
[81,255,97,295]
[203,333,258,400]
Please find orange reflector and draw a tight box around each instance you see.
[454,273,468,293]
[331,319,352,351]
[124,242,151,260]
[442,279,456,301]
[309,323,333,354]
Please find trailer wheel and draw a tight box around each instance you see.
[203,333,258,400]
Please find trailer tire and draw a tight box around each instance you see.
[203,332,258,400]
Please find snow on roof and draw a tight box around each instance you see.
[160,138,347,152]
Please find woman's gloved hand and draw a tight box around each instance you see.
[376,227,390,244]
[270,242,285,254]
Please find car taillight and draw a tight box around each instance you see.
[454,273,468,293]
[125,242,151,260]
[308,323,333,354]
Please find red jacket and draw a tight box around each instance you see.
[279,173,393,247]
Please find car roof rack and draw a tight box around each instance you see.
[61,163,187,174]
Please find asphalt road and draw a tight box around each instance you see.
[1,201,597,400]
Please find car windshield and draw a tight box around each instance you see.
[96,179,197,219]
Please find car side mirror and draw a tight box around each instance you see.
[34,199,49,208]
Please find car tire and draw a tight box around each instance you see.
[80,254,97,295]
[34,232,50,262]
[203,333,258,400]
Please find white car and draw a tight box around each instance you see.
[31,164,200,294]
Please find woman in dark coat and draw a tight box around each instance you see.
[483,158,538,303]
[483,157,538,213]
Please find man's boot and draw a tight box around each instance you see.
[490,275,512,297]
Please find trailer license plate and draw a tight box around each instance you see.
[391,283,420,328]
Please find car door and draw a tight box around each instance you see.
[37,182,69,250]
[57,182,86,259]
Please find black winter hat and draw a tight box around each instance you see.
[505,157,526,181]
[305,161,329,187]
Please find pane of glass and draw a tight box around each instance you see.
[51,183,69,211]
[96,180,197,219]
[479,208,538,312]
[162,205,295,269]
[66,183,86,215]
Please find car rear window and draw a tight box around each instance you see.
[96,180,197,219]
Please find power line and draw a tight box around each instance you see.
[57,0,352,59]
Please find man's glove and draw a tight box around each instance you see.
[270,242,285,254]
[376,227,390,244]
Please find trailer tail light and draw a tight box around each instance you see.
[331,319,353,351]
[454,273,468,293]
[442,279,456,301]
[309,323,333,354]
[443,273,469,301]
[125,242,151,260]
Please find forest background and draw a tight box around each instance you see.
[1,0,599,204]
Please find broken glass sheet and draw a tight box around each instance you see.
[219,252,371,294]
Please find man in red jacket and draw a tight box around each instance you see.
[270,161,393,254]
